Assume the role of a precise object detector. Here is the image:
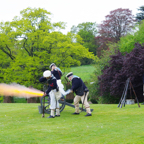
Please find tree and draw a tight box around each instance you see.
[118,21,144,53]
[96,8,136,57]
[90,20,144,103]
[0,8,95,103]
[136,6,144,22]
[98,43,144,103]
[71,22,98,64]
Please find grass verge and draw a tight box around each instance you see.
[1,103,144,144]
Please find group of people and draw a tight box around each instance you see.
[39,63,92,118]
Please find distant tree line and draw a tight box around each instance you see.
[89,5,144,103]
[1,5,144,103]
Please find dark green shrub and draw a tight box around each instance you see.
[0,96,4,103]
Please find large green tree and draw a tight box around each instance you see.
[118,20,144,53]
[0,7,95,91]
[71,22,98,64]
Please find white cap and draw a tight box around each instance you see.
[66,72,73,78]
[43,70,51,77]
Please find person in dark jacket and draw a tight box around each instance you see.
[39,70,61,118]
[49,63,67,96]
[66,72,92,116]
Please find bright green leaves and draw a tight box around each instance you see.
[0,7,95,89]
[118,21,144,53]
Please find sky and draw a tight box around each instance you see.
[0,0,144,34]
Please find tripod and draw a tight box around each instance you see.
[118,78,140,108]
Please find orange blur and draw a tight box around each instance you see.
[0,83,44,98]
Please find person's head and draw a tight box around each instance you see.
[43,70,52,79]
[66,72,73,81]
[49,63,56,70]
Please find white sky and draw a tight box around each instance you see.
[0,0,143,34]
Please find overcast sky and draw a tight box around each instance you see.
[0,0,143,34]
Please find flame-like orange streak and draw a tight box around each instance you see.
[0,83,44,98]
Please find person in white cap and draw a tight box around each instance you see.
[66,72,92,116]
[39,70,61,118]
[49,63,67,96]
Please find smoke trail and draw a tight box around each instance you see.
[0,83,44,98]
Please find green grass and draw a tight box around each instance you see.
[63,65,95,82]
[1,103,144,144]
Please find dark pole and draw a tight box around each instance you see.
[130,81,140,108]
[81,92,87,112]
[42,95,45,117]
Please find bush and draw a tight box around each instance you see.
[97,94,119,104]
[13,97,27,103]
[0,96,4,103]
[99,43,144,102]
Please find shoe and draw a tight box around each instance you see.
[85,113,92,116]
[72,112,79,115]
[55,115,60,117]
[47,115,55,118]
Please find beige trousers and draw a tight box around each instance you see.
[74,92,91,113]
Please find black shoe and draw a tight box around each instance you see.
[85,113,92,116]
[47,115,55,118]
[72,112,79,115]
[55,115,60,117]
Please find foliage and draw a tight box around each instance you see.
[1,103,144,143]
[99,43,144,103]
[97,94,119,104]
[136,6,144,22]
[96,8,136,57]
[71,22,98,64]
[88,43,119,103]
[118,20,144,53]
[0,8,95,92]
[0,96,3,103]
[13,97,27,103]
[91,21,144,103]
[0,52,11,82]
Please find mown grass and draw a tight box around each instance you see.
[62,65,95,81]
[1,103,144,144]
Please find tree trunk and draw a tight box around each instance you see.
[3,96,13,103]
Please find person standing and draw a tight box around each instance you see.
[49,63,67,96]
[66,72,92,116]
[39,70,61,118]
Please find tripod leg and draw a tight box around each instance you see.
[118,79,128,107]
[124,82,130,107]
[118,88,125,107]
[130,81,140,108]
[120,78,129,108]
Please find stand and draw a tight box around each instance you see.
[118,78,140,108]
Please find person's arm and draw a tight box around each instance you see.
[51,69,56,76]
[45,86,52,95]
[39,77,47,82]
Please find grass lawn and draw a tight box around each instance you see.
[62,65,95,82]
[1,103,144,144]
